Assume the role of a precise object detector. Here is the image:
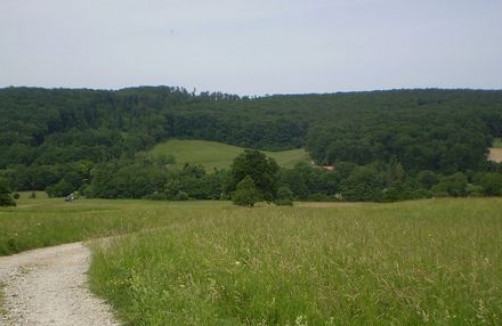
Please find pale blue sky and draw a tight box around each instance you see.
[1,0,501,95]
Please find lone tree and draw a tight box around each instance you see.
[227,149,279,203]
[0,177,16,206]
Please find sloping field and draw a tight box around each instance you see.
[148,139,309,170]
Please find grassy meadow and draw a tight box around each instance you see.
[0,192,222,255]
[148,140,309,170]
[88,199,501,325]
[1,195,502,325]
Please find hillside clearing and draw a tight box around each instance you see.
[489,148,502,163]
[148,139,309,170]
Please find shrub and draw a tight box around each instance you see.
[275,186,294,206]
[0,177,16,206]
[232,176,261,207]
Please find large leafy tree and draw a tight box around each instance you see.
[227,149,279,202]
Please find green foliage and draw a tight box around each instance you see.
[432,172,469,197]
[340,165,384,202]
[475,172,502,196]
[416,170,439,190]
[274,186,294,206]
[86,157,225,201]
[304,90,496,174]
[2,87,502,202]
[88,160,167,199]
[280,161,342,201]
[232,176,261,207]
[45,178,74,198]
[0,177,16,206]
[492,138,502,148]
[228,150,279,202]
[160,164,223,200]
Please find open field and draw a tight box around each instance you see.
[148,139,309,170]
[2,196,502,325]
[0,192,227,255]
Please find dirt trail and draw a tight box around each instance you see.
[0,242,120,326]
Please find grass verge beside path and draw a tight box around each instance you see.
[0,282,6,318]
[89,198,502,325]
[0,194,228,256]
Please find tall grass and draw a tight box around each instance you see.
[0,194,227,255]
[89,198,502,325]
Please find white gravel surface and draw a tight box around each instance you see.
[0,242,121,326]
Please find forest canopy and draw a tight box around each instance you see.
[1,86,502,202]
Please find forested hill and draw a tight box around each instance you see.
[1,87,502,196]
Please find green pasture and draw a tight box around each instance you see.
[148,139,309,170]
[0,192,228,255]
[1,196,502,325]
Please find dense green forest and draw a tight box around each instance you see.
[1,86,502,202]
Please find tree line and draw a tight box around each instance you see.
[1,86,502,204]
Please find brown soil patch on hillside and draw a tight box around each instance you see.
[488,148,502,163]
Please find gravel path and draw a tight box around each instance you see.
[0,243,121,326]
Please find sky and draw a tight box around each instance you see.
[1,0,501,96]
